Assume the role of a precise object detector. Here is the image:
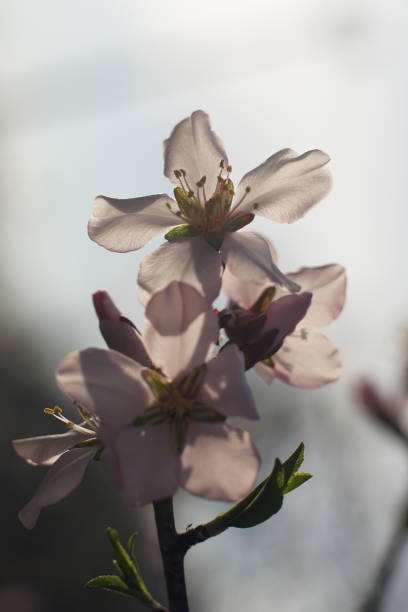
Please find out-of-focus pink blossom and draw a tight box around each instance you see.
[14,283,260,527]
[88,110,332,303]
[223,257,346,388]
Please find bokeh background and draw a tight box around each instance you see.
[2,1,408,610]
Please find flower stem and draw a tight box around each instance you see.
[153,498,190,612]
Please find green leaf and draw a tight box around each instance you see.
[283,473,312,494]
[85,575,132,596]
[229,459,284,528]
[107,528,151,601]
[282,442,305,488]
[127,531,138,561]
[165,224,200,241]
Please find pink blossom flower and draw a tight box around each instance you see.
[218,290,312,370]
[14,283,259,527]
[88,110,332,304]
[223,260,346,388]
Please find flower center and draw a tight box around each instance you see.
[134,366,225,452]
[165,161,257,247]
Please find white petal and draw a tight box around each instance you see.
[221,238,278,308]
[234,149,331,223]
[272,332,342,388]
[200,345,259,420]
[114,427,180,506]
[163,110,228,196]
[138,238,222,306]
[88,194,177,252]
[221,232,300,293]
[12,430,90,466]
[181,423,260,501]
[56,348,152,429]
[18,448,94,529]
[143,282,218,381]
[284,264,347,329]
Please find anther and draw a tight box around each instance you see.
[227,165,232,173]
[253,203,259,210]
[44,408,54,414]
[54,405,62,414]
[174,170,181,179]
[165,202,172,210]
[180,169,186,177]
[219,160,225,169]
[245,186,251,193]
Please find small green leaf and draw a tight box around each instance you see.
[282,442,305,488]
[262,357,275,369]
[283,473,312,494]
[127,531,138,561]
[85,575,131,596]
[229,459,284,528]
[107,528,151,599]
[165,224,200,241]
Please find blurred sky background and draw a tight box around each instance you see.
[2,1,408,611]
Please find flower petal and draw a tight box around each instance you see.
[12,431,90,466]
[257,332,342,388]
[93,290,122,321]
[282,265,347,329]
[234,148,331,223]
[56,348,151,429]
[181,423,260,501]
[88,194,177,252]
[138,238,222,306]
[93,290,152,365]
[113,427,180,506]
[18,447,95,529]
[221,239,279,308]
[264,293,312,347]
[221,232,300,293]
[143,282,218,381]
[200,344,259,420]
[163,110,228,197]
[99,321,152,366]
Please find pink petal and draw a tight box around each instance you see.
[18,447,95,529]
[283,265,347,329]
[221,239,279,308]
[56,348,152,429]
[221,232,300,293]
[138,238,222,306]
[92,291,152,365]
[163,110,228,197]
[143,282,218,381]
[92,290,121,321]
[12,431,90,466]
[181,423,260,501]
[113,426,180,506]
[200,344,259,420]
[88,194,177,252]
[264,293,312,347]
[263,332,342,388]
[99,321,152,366]
[234,148,331,223]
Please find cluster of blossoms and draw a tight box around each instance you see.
[14,110,346,529]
